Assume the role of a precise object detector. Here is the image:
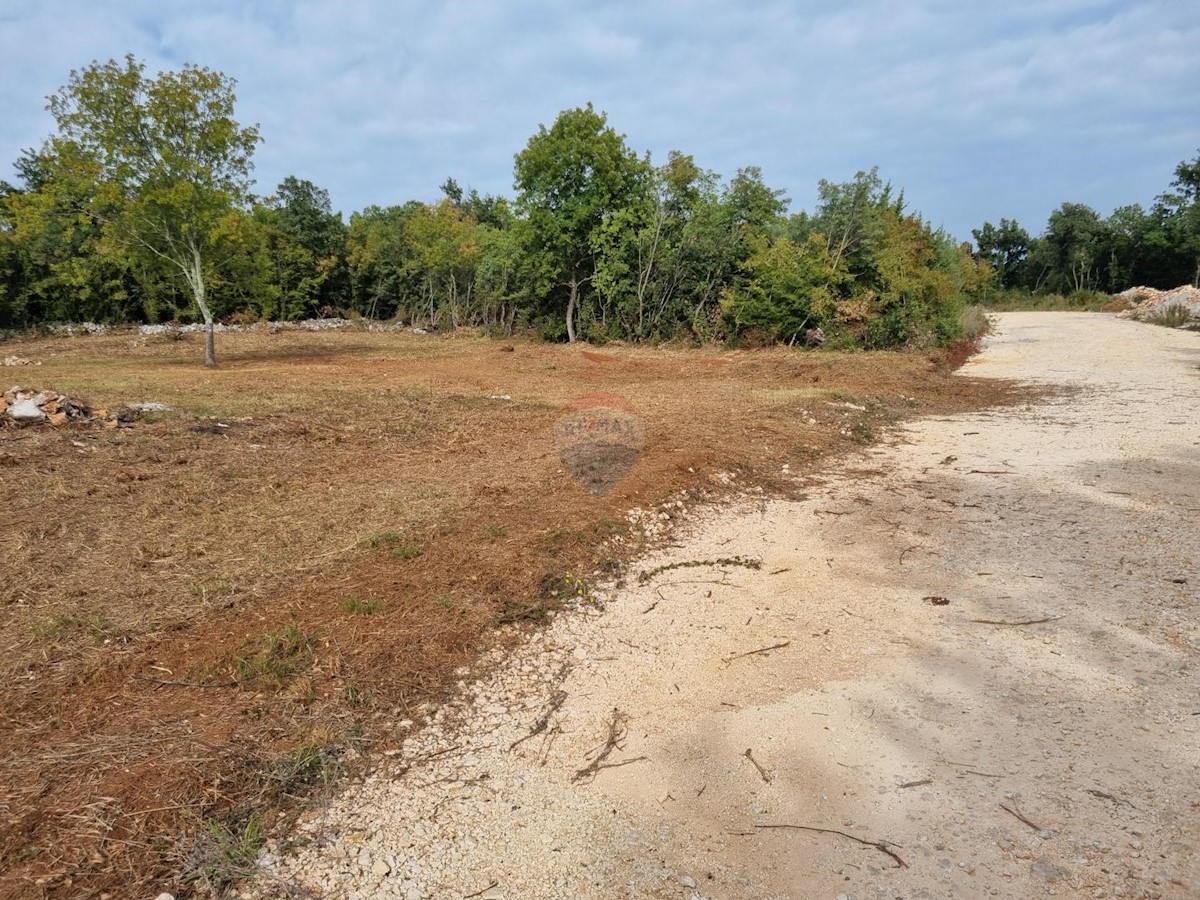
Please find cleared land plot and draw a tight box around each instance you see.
[0,328,1015,898]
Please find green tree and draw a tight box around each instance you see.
[513,104,650,341]
[972,218,1031,289]
[39,54,260,364]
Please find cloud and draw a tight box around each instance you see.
[1,0,1197,240]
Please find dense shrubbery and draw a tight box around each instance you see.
[972,154,1200,305]
[1,58,992,350]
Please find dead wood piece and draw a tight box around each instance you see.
[924,596,950,606]
[969,615,1065,627]
[723,641,791,665]
[509,690,567,751]
[899,778,933,789]
[754,823,907,868]
[768,567,792,575]
[743,748,772,783]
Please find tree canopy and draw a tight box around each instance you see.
[10,57,1195,351]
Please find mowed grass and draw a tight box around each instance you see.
[0,326,1015,898]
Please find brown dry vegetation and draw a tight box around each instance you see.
[0,328,1017,898]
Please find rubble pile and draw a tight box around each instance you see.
[1114,284,1200,320]
[1,387,116,427]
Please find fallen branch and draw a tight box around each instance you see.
[464,880,500,899]
[899,778,933,789]
[969,615,1065,627]
[573,708,645,783]
[723,641,791,665]
[509,690,567,751]
[754,823,907,868]
[999,802,1044,833]
[968,469,1016,475]
[743,748,772,783]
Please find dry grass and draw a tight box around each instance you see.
[0,327,1020,898]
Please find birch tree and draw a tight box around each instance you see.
[43,55,260,365]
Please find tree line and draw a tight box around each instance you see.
[11,56,1191,364]
[972,156,1200,298]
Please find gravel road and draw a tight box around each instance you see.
[251,312,1199,900]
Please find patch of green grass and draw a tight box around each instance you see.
[361,530,403,549]
[32,612,125,644]
[234,625,314,687]
[483,523,508,541]
[185,812,264,895]
[341,595,382,616]
[392,545,423,560]
[188,578,233,601]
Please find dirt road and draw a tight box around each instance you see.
[254,313,1199,900]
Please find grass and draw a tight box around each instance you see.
[0,326,1020,899]
[234,625,315,687]
[32,612,125,644]
[1146,305,1196,329]
[361,530,404,549]
[980,289,1110,312]
[341,595,383,615]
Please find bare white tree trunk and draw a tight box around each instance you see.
[184,241,216,367]
[566,275,578,343]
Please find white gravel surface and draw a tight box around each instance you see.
[248,312,1199,900]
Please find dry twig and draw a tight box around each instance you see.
[969,615,1065,626]
[509,690,567,752]
[572,709,647,783]
[743,748,772,783]
[754,823,907,868]
[723,641,791,665]
[999,802,1044,833]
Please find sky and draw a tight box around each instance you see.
[1,0,1198,242]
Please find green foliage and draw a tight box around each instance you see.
[972,149,1200,297]
[514,103,651,342]
[5,62,1071,350]
[234,625,314,687]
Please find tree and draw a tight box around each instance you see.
[40,55,260,364]
[513,104,649,341]
[972,218,1031,290]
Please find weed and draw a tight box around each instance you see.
[341,595,382,615]
[483,523,508,541]
[183,811,263,895]
[234,625,314,687]
[188,578,233,601]
[32,612,125,644]
[637,556,762,584]
[392,545,423,560]
[1148,305,1195,329]
[361,530,403,549]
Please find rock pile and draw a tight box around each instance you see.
[1,387,117,427]
[1114,284,1200,320]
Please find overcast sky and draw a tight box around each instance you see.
[2,0,1197,241]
